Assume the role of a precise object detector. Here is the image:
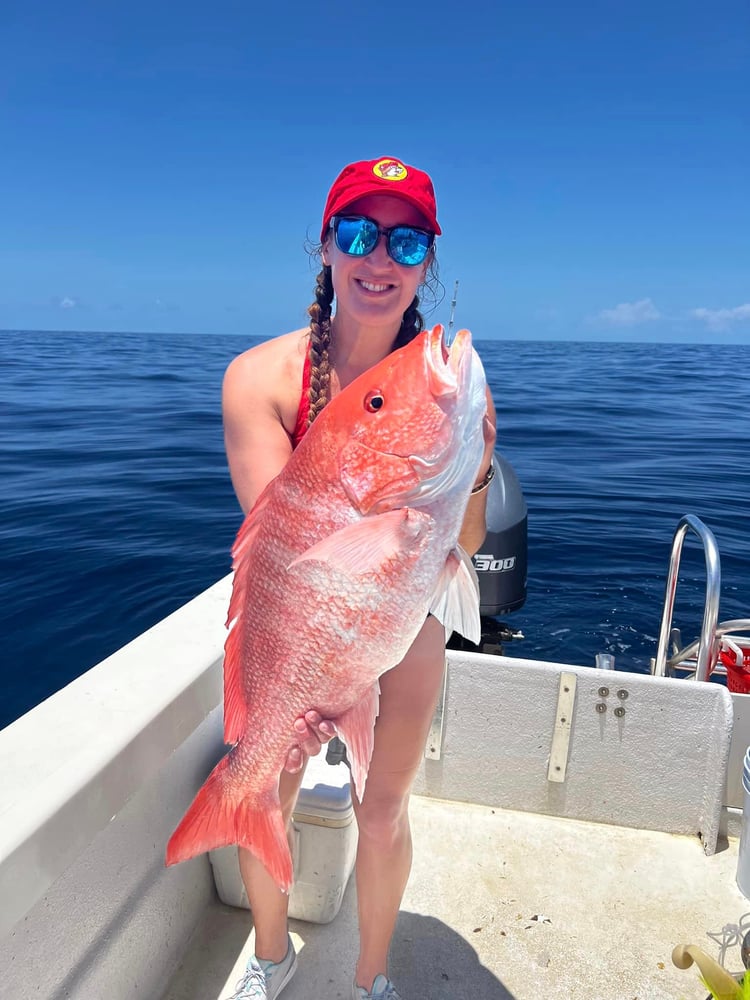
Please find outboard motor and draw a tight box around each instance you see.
[477,450,527,616]
[448,450,528,655]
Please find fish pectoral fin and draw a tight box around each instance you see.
[334,682,381,802]
[288,509,432,578]
[429,546,481,645]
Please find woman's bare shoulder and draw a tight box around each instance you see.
[223,327,309,432]
[225,327,308,384]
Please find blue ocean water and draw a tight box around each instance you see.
[1,330,748,730]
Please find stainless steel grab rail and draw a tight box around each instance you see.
[652,515,721,681]
[668,620,750,674]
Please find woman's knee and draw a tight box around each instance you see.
[355,789,411,848]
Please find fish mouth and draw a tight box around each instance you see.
[425,323,470,398]
[407,324,485,501]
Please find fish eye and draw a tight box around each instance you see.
[365,390,385,412]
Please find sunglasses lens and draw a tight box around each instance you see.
[334,217,379,256]
[388,227,432,266]
[332,217,433,266]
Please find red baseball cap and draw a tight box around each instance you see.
[320,156,441,241]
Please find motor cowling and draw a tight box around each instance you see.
[473,450,527,616]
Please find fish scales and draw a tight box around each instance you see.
[166,325,488,890]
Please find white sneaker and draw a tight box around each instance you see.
[352,973,402,999]
[227,936,298,999]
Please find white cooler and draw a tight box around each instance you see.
[209,753,358,924]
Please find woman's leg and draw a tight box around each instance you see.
[351,616,446,991]
[238,765,307,963]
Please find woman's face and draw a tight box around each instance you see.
[322,193,432,331]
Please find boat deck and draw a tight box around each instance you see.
[163,796,748,1000]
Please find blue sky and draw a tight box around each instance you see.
[1,0,748,342]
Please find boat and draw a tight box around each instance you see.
[1,503,749,1000]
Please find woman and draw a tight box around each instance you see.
[222,155,496,1000]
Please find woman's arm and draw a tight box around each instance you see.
[458,386,497,556]
[223,340,333,768]
[222,345,296,515]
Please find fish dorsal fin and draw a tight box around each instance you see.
[223,484,275,745]
[288,508,433,578]
[333,681,381,802]
[429,546,481,645]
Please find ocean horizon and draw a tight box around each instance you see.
[3,326,748,346]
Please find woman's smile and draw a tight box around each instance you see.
[356,278,395,294]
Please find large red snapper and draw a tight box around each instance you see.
[166,324,488,890]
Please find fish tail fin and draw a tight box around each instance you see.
[165,753,293,892]
[236,796,293,893]
[165,754,237,865]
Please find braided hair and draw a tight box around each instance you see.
[305,266,335,426]
[303,272,428,429]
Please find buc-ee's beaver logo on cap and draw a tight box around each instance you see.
[373,158,408,181]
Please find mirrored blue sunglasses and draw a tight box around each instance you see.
[330,215,435,267]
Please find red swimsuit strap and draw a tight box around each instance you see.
[291,349,312,448]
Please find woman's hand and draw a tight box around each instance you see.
[284,711,337,773]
